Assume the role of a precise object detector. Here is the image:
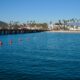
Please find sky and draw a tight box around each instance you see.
[0,0,80,23]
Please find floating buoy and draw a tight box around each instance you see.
[9,40,12,45]
[0,41,2,46]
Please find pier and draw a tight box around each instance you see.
[0,29,47,35]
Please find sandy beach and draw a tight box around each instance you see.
[48,30,80,33]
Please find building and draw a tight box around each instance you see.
[48,22,53,30]
[67,22,80,30]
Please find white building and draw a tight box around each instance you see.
[67,22,80,30]
[48,23,53,30]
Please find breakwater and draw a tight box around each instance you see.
[0,29,46,35]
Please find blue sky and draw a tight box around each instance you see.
[0,0,80,23]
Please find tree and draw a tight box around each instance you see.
[63,20,68,30]
[12,21,20,29]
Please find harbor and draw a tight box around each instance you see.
[0,0,80,79]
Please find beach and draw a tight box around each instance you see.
[48,30,80,33]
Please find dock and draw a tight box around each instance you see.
[0,29,46,35]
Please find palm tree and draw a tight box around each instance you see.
[63,20,68,30]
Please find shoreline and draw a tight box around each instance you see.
[47,30,80,33]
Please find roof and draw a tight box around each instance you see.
[67,22,80,26]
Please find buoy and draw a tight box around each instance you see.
[0,41,3,46]
[9,40,12,45]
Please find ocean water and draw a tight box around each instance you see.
[0,32,80,80]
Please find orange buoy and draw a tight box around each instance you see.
[0,41,3,46]
[9,40,12,45]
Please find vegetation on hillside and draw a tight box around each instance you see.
[0,21,48,30]
[0,21,8,29]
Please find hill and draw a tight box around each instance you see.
[0,21,8,29]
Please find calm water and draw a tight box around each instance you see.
[0,32,80,80]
